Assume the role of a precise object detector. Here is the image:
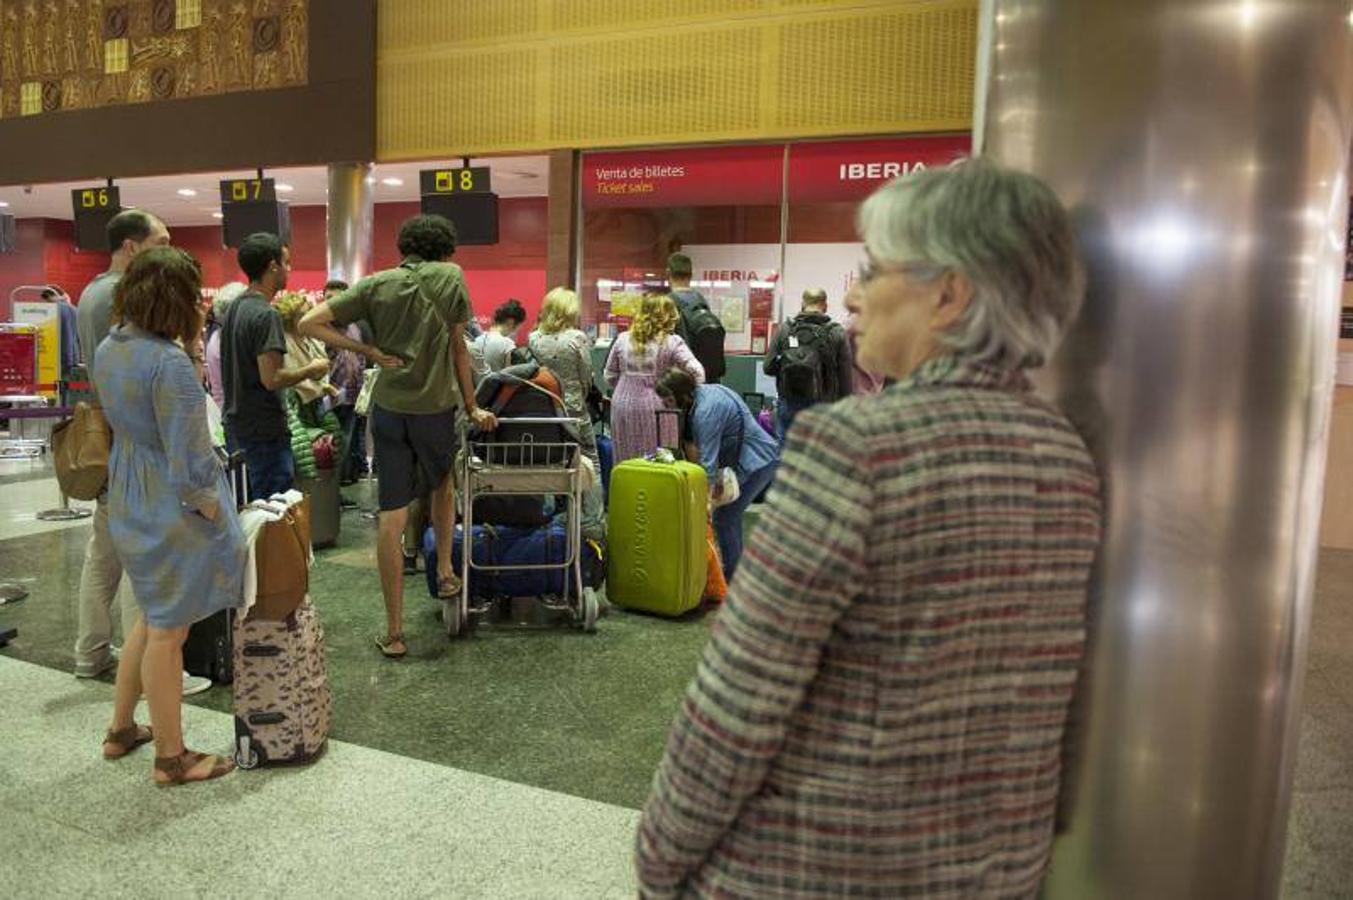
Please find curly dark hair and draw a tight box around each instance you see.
[397,214,458,261]
[112,247,204,347]
[492,298,527,327]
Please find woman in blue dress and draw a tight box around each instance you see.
[97,247,245,786]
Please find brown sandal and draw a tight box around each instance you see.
[154,750,235,786]
[375,633,407,659]
[103,724,153,760]
[436,574,462,599]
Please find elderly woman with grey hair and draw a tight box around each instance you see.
[636,159,1104,898]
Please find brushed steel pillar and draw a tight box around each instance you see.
[327,162,375,283]
[980,3,1353,897]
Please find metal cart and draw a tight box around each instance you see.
[447,415,600,638]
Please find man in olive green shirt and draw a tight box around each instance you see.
[301,215,497,659]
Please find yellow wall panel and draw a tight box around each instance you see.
[547,26,765,145]
[377,0,975,159]
[776,4,977,134]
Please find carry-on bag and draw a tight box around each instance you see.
[233,598,332,769]
[607,457,707,616]
[183,450,249,684]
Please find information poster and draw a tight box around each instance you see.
[11,302,60,398]
[683,243,782,353]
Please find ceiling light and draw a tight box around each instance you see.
[211,211,224,219]
[0,201,9,208]
[177,188,197,197]
[381,177,404,187]
[275,183,294,193]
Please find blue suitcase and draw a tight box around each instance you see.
[424,524,603,598]
[596,434,614,503]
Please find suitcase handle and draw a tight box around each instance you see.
[242,644,282,657]
[655,408,686,453]
[248,712,287,725]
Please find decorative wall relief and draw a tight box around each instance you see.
[0,0,307,119]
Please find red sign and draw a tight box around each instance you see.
[0,328,38,396]
[787,135,971,203]
[582,144,784,209]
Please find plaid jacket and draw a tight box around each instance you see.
[636,356,1103,898]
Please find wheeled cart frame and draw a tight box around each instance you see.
[445,416,599,637]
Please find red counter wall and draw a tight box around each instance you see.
[0,197,549,326]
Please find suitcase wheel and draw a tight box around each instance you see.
[581,588,599,634]
[235,735,261,770]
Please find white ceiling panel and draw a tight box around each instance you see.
[0,155,550,227]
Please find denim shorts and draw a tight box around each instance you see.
[370,405,457,512]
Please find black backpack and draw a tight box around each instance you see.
[779,320,833,403]
[676,292,727,381]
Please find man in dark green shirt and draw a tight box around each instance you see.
[301,215,496,659]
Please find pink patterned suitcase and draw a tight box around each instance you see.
[232,598,332,768]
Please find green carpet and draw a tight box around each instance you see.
[0,488,727,810]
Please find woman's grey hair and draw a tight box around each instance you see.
[213,281,249,318]
[856,157,1083,369]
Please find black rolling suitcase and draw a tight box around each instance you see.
[182,450,247,685]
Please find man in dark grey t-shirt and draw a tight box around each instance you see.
[220,233,328,500]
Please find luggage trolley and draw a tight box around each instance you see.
[448,415,601,637]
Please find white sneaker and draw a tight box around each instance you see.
[181,672,213,696]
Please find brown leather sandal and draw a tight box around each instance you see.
[154,750,235,786]
[375,633,407,659]
[103,724,153,760]
[436,574,462,599]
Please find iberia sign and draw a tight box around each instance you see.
[787,135,970,203]
[581,135,971,209]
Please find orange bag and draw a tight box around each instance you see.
[250,497,312,622]
[703,519,727,604]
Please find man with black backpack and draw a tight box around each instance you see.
[667,252,727,384]
[764,288,854,447]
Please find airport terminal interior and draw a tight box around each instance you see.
[3,1,1353,898]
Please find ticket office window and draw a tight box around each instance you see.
[578,146,786,355]
[580,203,781,346]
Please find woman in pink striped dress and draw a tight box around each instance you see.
[604,294,704,462]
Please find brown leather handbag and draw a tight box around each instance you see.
[249,497,312,622]
[51,402,111,501]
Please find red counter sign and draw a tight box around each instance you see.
[582,144,784,208]
[787,135,970,203]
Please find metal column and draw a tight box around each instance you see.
[326,162,375,283]
[979,3,1353,897]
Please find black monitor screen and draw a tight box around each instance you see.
[74,207,120,252]
[223,201,291,249]
[420,193,499,246]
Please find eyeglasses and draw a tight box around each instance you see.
[856,259,947,285]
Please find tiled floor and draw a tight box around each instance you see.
[0,655,640,898]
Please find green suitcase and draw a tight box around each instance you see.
[607,459,708,616]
